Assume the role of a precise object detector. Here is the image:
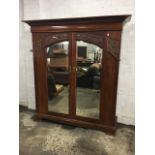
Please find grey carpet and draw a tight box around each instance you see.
[19,109,135,155]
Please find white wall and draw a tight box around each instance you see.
[19,0,27,106]
[19,0,135,125]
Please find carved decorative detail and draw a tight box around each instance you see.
[33,33,45,52]
[77,32,104,48]
[107,38,120,59]
[33,32,120,60]
[44,32,104,49]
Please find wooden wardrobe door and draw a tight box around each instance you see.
[33,32,76,117]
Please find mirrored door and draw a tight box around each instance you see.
[75,32,104,119]
[46,40,70,114]
[46,32,104,119]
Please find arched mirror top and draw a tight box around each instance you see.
[45,33,70,47]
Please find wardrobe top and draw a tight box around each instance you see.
[23,15,131,26]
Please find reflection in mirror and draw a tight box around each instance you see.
[47,41,69,114]
[76,41,103,119]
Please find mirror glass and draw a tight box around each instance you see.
[47,41,69,114]
[76,41,103,119]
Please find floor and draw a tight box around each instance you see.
[48,87,100,119]
[19,108,135,155]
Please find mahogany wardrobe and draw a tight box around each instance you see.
[24,15,130,134]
